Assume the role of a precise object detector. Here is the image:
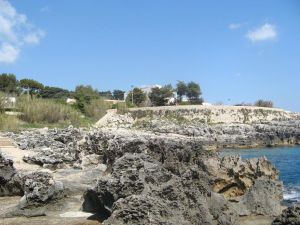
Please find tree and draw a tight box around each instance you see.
[40,86,70,99]
[74,85,100,112]
[254,100,273,108]
[126,88,146,106]
[19,79,44,99]
[113,89,125,100]
[0,73,18,94]
[176,81,187,102]
[149,85,174,106]
[99,91,113,99]
[186,81,203,104]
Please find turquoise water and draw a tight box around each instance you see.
[221,146,300,203]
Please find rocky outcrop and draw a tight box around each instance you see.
[272,204,300,225]
[81,130,282,224]
[83,153,234,225]
[0,153,65,217]
[2,105,298,224]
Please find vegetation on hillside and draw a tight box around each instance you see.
[0,72,277,132]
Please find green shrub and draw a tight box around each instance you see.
[17,97,86,126]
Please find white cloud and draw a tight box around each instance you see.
[0,0,45,63]
[24,30,46,44]
[246,23,277,42]
[40,6,51,13]
[229,23,241,30]
[0,43,19,63]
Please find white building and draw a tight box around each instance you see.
[1,97,16,108]
[66,98,77,105]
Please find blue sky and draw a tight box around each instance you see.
[0,0,300,111]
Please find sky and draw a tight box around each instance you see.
[0,0,300,111]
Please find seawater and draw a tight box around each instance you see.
[221,146,300,203]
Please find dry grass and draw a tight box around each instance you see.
[0,114,20,132]
[17,97,87,126]
[84,98,112,121]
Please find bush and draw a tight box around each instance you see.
[17,97,87,126]
[84,98,112,121]
[254,100,274,108]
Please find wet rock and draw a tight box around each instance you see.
[272,204,300,225]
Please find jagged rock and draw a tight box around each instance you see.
[2,106,298,224]
[272,204,300,225]
[19,171,65,208]
[83,153,236,225]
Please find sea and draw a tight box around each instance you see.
[221,146,300,204]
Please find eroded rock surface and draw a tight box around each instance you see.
[19,171,64,209]
[81,130,283,225]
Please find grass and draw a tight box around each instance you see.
[84,98,112,121]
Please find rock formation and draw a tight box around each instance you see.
[1,106,299,224]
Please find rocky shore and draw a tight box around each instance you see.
[1,106,300,224]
